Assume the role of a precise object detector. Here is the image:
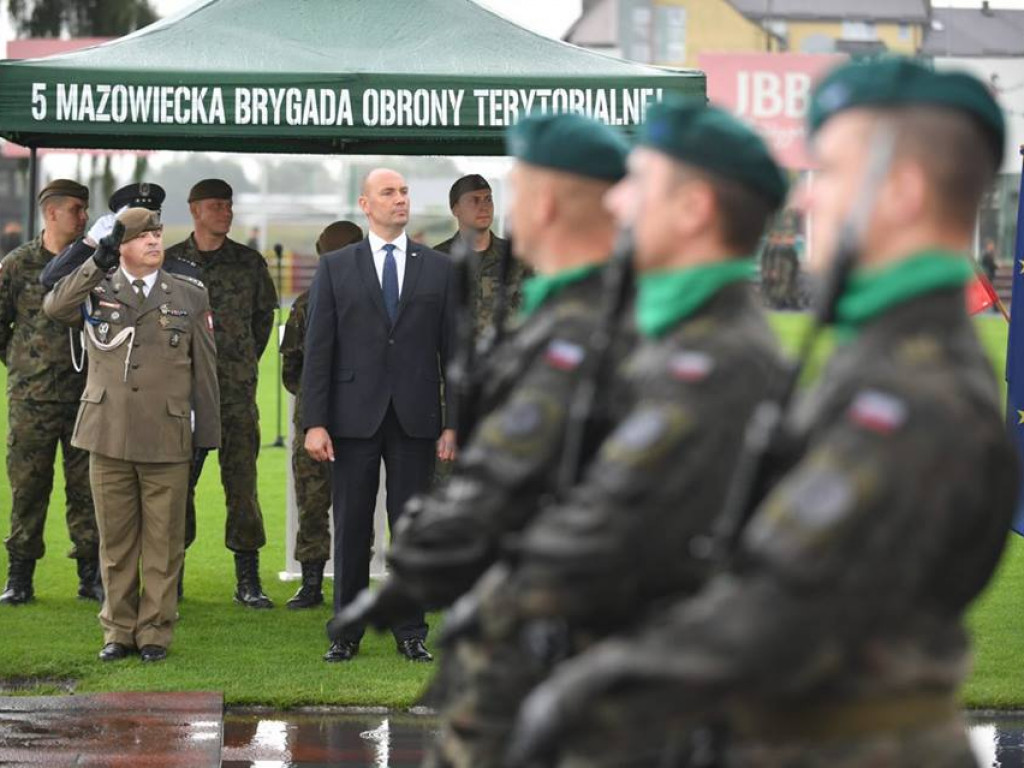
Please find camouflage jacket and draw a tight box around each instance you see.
[386,268,635,610]
[513,283,786,633]
[0,234,86,402]
[164,235,277,404]
[434,231,530,342]
[281,288,310,421]
[583,286,1018,720]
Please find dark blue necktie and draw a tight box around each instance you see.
[382,243,399,323]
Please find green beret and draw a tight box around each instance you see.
[809,57,1005,167]
[38,179,89,206]
[187,178,233,203]
[639,99,788,210]
[116,207,163,242]
[507,113,627,182]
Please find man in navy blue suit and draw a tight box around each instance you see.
[302,168,456,663]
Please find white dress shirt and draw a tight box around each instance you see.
[120,267,158,298]
[368,231,408,295]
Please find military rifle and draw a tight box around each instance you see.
[694,125,899,567]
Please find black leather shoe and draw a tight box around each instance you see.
[323,639,359,663]
[397,638,433,663]
[98,642,132,661]
[140,645,167,663]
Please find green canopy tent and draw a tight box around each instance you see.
[0,0,703,155]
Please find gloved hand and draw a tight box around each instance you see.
[505,642,638,767]
[92,221,125,270]
[85,213,117,246]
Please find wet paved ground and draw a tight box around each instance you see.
[2,693,1024,766]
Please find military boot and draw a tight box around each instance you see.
[286,560,326,610]
[233,552,273,609]
[0,557,36,605]
[76,558,104,602]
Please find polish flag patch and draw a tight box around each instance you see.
[669,351,714,382]
[847,390,907,434]
[544,339,585,371]
[205,311,215,333]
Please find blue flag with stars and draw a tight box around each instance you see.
[1005,153,1024,535]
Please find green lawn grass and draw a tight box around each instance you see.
[0,312,1021,708]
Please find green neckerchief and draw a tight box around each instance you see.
[520,264,600,318]
[636,258,755,338]
[834,249,972,342]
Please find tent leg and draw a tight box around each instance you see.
[26,146,38,239]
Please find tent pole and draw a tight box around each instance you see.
[26,146,38,239]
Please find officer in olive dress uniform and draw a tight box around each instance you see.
[509,57,1020,768]
[281,220,363,609]
[328,114,634,765]
[44,208,220,663]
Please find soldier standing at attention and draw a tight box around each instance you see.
[44,208,220,662]
[0,180,101,605]
[434,174,529,338]
[509,57,1020,768]
[165,179,278,608]
[281,220,363,610]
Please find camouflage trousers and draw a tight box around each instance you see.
[292,417,332,563]
[4,398,98,561]
[185,399,266,552]
[724,714,975,768]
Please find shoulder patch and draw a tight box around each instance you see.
[847,389,907,434]
[205,311,215,333]
[169,273,206,290]
[544,339,585,371]
[669,351,715,382]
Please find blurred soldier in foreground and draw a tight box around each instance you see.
[509,57,1020,768]
[495,100,789,767]
[329,113,632,763]
[434,174,530,338]
[0,180,100,605]
[166,179,278,608]
[281,220,363,609]
[44,208,219,662]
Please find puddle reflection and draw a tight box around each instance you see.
[969,714,1024,768]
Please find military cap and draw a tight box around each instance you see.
[507,113,628,182]
[640,98,789,209]
[809,57,1005,167]
[187,178,233,203]
[316,220,364,255]
[449,174,491,208]
[38,179,89,206]
[116,207,163,242]
[108,182,166,213]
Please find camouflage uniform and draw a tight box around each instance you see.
[383,267,634,768]
[281,289,332,563]
[0,235,97,562]
[164,235,277,552]
[526,278,1018,768]
[434,231,529,340]
[495,278,786,767]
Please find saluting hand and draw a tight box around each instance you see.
[305,427,334,463]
